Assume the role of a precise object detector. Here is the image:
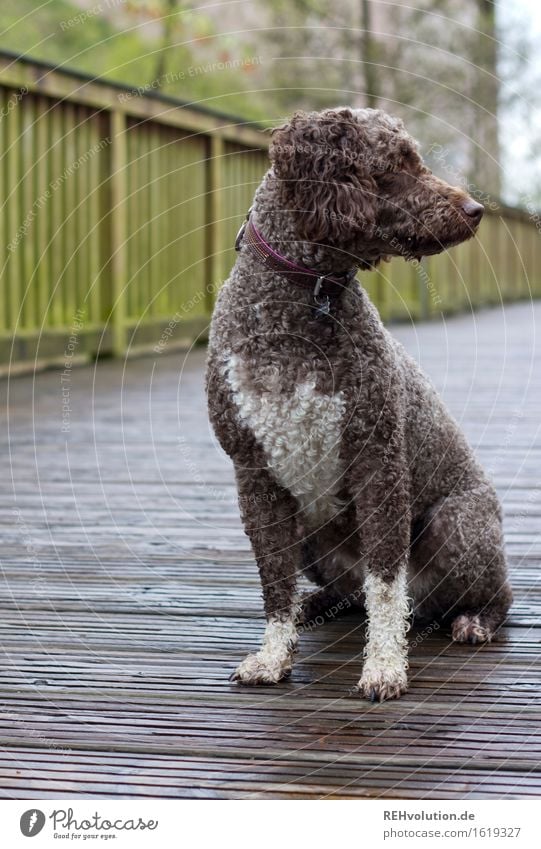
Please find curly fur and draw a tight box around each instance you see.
[206,107,512,701]
[224,354,346,526]
[358,564,410,700]
[230,614,299,684]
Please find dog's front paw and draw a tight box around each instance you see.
[355,666,408,702]
[230,651,292,685]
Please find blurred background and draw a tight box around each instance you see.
[1,0,540,370]
[1,0,539,203]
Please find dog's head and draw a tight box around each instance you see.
[269,107,483,264]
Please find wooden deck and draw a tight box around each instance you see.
[1,301,541,799]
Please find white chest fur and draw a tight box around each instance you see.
[224,354,346,526]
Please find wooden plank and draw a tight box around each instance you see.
[49,103,65,328]
[206,134,224,310]
[0,301,541,797]
[125,118,137,321]
[138,122,151,325]
[35,96,50,330]
[20,94,37,330]
[110,110,127,356]
[87,110,101,326]
[155,125,170,318]
[0,87,6,333]
[76,104,90,322]
[164,128,177,318]
[63,101,78,326]
[5,87,22,332]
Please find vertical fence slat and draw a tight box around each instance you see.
[50,104,65,328]
[207,133,224,309]
[110,110,127,356]
[63,103,78,327]
[0,88,6,333]
[165,130,176,317]
[35,96,50,331]
[148,123,161,319]
[125,120,135,321]
[21,95,36,330]
[6,90,22,333]
[88,111,101,326]
[141,124,151,322]
[530,218,541,298]
[77,105,90,325]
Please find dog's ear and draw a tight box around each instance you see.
[269,109,377,244]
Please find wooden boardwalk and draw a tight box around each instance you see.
[1,301,541,799]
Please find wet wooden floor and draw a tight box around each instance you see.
[1,301,541,799]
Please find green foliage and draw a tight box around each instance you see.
[0,0,156,83]
[0,0,266,119]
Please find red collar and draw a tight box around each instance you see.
[235,214,358,316]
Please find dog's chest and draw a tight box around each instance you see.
[224,355,346,526]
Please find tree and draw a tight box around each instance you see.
[360,0,379,108]
[472,0,500,197]
[258,0,501,194]
[153,0,184,86]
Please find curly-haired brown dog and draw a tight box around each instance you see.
[205,107,512,701]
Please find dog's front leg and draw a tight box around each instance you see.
[353,461,412,702]
[358,560,410,701]
[230,466,300,685]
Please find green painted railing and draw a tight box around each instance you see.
[0,51,268,372]
[1,51,540,373]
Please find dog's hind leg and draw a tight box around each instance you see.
[451,603,510,644]
[410,485,513,643]
[230,466,302,685]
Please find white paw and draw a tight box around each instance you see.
[356,664,408,702]
[230,651,293,685]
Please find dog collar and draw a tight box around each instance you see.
[235,212,358,318]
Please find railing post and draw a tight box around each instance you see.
[206,133,224,313]
[110,110,128,356]
[417,260,429,320]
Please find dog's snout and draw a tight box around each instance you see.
[461,198,484,221]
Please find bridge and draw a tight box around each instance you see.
[1,300,540,799]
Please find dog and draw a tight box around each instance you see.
[205,107,512,701]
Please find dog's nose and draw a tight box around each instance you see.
[461,199,484,221]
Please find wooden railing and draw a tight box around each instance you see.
[1,51,540,372]
[0,51,268,371]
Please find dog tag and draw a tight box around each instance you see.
[313,276,332,319]
[313,294,331,319]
